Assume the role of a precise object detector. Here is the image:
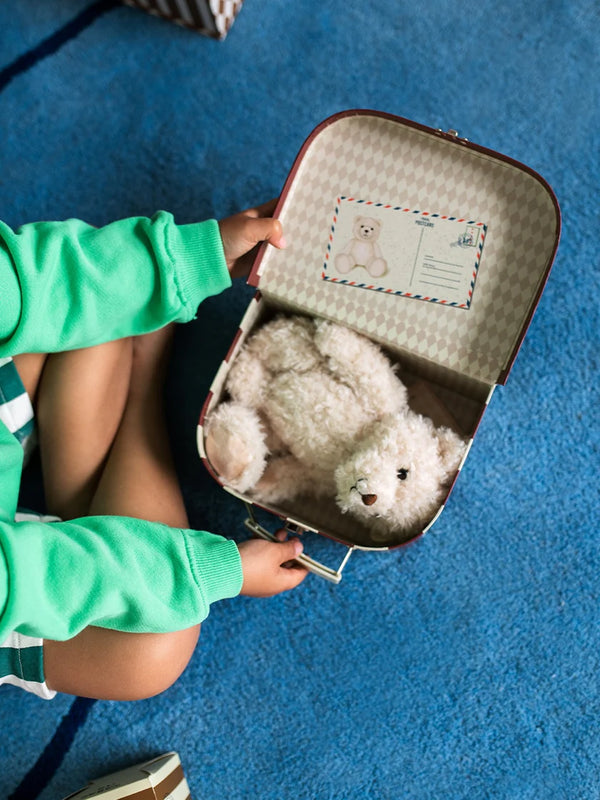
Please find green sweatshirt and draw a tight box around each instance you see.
[0,212,244,642]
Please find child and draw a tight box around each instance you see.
[0,201,308,701]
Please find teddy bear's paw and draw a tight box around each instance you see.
[226,348,268,408]
[254,454,313,504]
[334,253,355,274]
[238,315,321,376]
[367,257,388,278]
[204,402,268,493]
[435,426,469,482]
[314,322,408,415]
[368,517,397,543]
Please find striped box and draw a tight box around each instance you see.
[62,752,191,800]
[123,0,244,39]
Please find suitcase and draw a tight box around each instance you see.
[197,110,561,583]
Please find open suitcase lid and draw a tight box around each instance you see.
[249,110,561,386]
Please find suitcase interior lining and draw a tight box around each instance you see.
[254,113,559,388]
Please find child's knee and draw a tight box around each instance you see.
[127,325,175,403]
[37,337,134,429]
[45,624,201,701]
[135,625,201,699]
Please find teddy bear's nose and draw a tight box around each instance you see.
[362,493,378,506]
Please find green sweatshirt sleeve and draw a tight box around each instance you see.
[0,213,231,355]
[0,212,242,639]
[0,513,243,641]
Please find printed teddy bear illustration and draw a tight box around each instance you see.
[335,216,388,278]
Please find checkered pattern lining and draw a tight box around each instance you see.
[255,114,558,386]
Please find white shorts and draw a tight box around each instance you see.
[0,631,57,700]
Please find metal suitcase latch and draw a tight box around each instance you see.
[243,503,354,585]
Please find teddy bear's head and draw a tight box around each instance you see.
[334,413,467,540]
[353,216,382,242]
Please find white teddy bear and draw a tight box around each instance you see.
[335,215,388,278]
[204,315,467,540]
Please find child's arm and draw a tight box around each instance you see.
[0,213,232,356]
[0,513,243,642]
[0,212,229,357]
[0,203,285,356]
[0,516,306,642]
[0,203,304,641]
[0,428,305,643]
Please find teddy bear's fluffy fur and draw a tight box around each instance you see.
[204,315,467,539]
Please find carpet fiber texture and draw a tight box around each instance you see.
[0,1,598,798]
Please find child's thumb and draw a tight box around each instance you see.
[278,537,304,562]
[247,217,286,249]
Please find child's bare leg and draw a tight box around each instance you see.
[36,339,134,520]
[88,326,189,528]
[44,624,200,700]
[11,352,47,402]
[41,326,198,699]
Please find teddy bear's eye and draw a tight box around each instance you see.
[397,468,409,481]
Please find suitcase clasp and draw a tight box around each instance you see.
[243,504,354,585]
[437,127,469,142]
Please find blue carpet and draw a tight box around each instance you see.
[1,1,599,798]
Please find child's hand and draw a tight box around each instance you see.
[219,200,286,279]
[237,531,308,597]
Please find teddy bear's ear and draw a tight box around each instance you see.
[435,426,468,482]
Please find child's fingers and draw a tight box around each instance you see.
[274,537,304,561]
[275,537,309,588]
[238,537,308,596]
[279,562,309,590]
[219,201,286,278]
[244,199,278,219]
[243,216,285,249]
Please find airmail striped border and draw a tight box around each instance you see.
[322,196,487,309]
